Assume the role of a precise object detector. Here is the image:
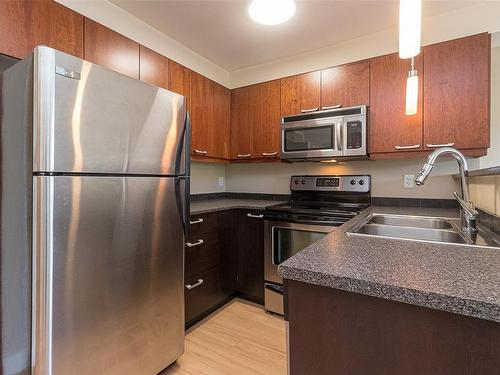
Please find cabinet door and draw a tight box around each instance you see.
[190,72,214,157]
[280,71,321,116]
[237,210,264,304]
[84,18,139,79]
[369,53,423,154]
[253,80,281,158]
[213,83,231,159]
[139,45,169,90]
[0,0,83,59]
[424,33,490,150]
[231,86,254,159]
[218,210,238,296]
[168,60,191,109]
[321,61,370,109]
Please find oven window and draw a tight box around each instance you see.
[273,228,327,265]
[283,126,334,152]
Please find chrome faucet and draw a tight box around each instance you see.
[415,147,478,234]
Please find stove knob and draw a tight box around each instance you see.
[294,180,299,185]
[301,179,306,185]
[350,179,356,185]
[359,180,365,185]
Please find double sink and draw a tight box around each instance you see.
[348,214,500,249]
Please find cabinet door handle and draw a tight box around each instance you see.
[300,107,319,113]
[395,144,420,150]
[322,104,342,110]
[237,154,252,158]
[247,213,264,219]
[426,143,455,148]
[189,218,204,225]
[186,239,204,247]
[185,279,204,290]
[262,152,278,156]
[194,149,208,154]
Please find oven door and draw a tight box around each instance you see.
[264,220,333,285]
[280,119,342,159]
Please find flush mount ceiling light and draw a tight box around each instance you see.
[399,0,422,58]
[248,0,296,25]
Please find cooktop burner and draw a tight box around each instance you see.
[265,175,371,225]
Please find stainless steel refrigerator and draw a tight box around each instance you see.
[0,46,190,375]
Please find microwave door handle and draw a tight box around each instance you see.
[336,123,342,152]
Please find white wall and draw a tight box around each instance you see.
[190,162,226,194]
[225,158,480,199]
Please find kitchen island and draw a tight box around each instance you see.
[279,206,500,375]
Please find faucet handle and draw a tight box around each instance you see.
[453,192,478,217]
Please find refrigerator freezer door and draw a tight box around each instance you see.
[32,175,184,375]
[33,46,187,175]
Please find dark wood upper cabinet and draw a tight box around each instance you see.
[0,0,83,59]
[213,83,231,159]
[423,33,490,151]
[168,60,191,109]
[369,53,424,154]
[84,18,139,79]
[280,71,321,116]
[190,71,214,157]
[321,61,370,109]
[139,45,169,90]
[231,86,253,159]
[253,80,281,157]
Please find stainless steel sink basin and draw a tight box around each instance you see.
[348,214,500,249]
[355,224,466,244]
[367,214,454,229]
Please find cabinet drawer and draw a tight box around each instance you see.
[185,232,218,279]
[185,268,219,325]
[189,212,217,238]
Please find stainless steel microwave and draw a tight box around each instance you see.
[280,105,367,161]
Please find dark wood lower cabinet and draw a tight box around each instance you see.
[185,267,220,325]
[236,210,265,305]
[286,279,500,375]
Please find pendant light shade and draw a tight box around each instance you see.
[399,0,422,58]
[248,0,296,25]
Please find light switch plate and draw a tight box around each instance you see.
[404,174,415,188]
[218,176,225,187]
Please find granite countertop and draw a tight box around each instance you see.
[279,206,500,323]
[190,198,283,214]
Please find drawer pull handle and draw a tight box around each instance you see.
[237,154,252,158]
[247,213,264,219]
[186,239,204,247]
[395,144,420,150]
[300,107,319,113]
[262,152,278,156]
[185,279,204,290]
[189,218,204,225]
[194,149,208,154]
[426,143,454,148]
[321,104,342,110]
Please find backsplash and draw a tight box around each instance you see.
[469,174,500,217]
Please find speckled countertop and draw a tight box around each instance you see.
[190,198,283,214]
[279,206,500,323]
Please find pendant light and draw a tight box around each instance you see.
[399,0,422,116]
[405,58,418,115]
[248,0,296,25]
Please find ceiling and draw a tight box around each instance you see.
[111,0,480,71]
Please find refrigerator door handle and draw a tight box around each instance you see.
[175,112,191,239]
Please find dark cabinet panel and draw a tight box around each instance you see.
[423,33,490,150]
[237,210,265,304]
[0,0,83,59]
[84,18,139,79]
[139,45,169,89]
[185,232,218,280]
[185,268,219,326]
[321,61,370,109]
[189,212,217,239]
[218,210,239,295]
[280,71,321,117]
[369,53,423,154]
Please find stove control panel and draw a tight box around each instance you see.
[290,175,370,192]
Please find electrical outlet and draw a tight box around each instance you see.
[218,176,225,187]
[403,174,415,188]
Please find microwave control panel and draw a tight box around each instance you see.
[346,121,363,149]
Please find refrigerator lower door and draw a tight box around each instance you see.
[32,175,185,375]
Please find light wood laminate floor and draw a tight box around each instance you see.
[160,299,287,375]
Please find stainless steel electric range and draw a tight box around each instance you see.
[263,175,371,315]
